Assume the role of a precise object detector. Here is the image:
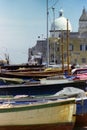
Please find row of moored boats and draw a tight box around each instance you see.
[0,64,86,130]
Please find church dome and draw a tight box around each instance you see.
[51,9,72,32]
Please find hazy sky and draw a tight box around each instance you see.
[0,0,87,64]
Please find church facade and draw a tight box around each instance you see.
[28,8,87,65]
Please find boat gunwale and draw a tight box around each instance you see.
[0,98,75,113]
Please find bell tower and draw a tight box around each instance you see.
[79,8,87,34]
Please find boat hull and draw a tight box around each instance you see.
[0,98,76,130]
[0,70,64,79]
[75,97,87,127]
[0,79,86,96]
[75,114,87,127]
[0,123,74,130]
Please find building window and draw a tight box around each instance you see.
[80,45,85,51]
[69,44,73,51]
[80,44,87,51]
[86,45,87,50]
[82,58,86,63]
[57,47,60,51]
[51,54,54,60]
[74,59,77,64]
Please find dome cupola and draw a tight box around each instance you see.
[51,9,72,32]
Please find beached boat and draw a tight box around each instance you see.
[0,77,86,96]
[0,77,25,85]
[75,96,87,128]
[0,64,70,79]
[0,69,64,79]
[1,64,45,71]
[45,86,87,129]
[72,68,87,75]
[0,98,76,130]
[71,68,87,80]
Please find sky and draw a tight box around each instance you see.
[0,0,87,64]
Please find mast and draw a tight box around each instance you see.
[61,31,64,73]
[66,19,70,75]
[52,7,56,64]
[46,0,49,66]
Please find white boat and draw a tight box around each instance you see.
[0,98,76,130]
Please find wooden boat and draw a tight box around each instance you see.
[72,68,87,75]
[71,68,87,80]
[0,65,70,79]
[1,64,45,71]
[0,77,24,85]
[75,96,87,128]
[43,87,87,129]
[0,86,83,102]
[0,69,64,79]
[0,78,86,96]
[0,98,76,130]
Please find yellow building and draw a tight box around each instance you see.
[49,8,87,65]
[28,8,87,66]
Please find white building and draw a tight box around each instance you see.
[50,9,72,38]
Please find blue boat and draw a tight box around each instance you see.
[75,97,87,127]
